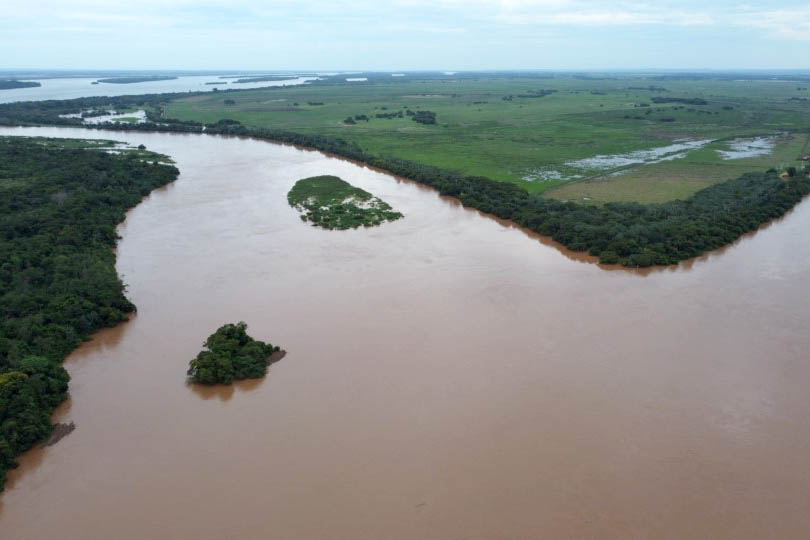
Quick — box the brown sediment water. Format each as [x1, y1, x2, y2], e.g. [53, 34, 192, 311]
[2, 126, 810, 539]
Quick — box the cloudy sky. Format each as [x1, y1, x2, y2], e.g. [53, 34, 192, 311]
[3, 0, 809, 70]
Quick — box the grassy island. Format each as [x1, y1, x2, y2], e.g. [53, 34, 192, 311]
[0, 80, 41, 90]
[96, 76, 177, 84]
[0, 136, 179, 491]
[187, 322, 282, 385]
[288, 175, 403, 229]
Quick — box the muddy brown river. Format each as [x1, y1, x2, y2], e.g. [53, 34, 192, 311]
[2, 126, 810, 539]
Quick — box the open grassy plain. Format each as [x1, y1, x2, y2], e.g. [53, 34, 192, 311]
[163, 73, 810, 202]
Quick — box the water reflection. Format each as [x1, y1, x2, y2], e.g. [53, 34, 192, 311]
[188, 377, 266, 402]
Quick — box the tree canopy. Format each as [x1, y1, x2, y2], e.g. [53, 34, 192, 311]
[187, 322, 281, 385]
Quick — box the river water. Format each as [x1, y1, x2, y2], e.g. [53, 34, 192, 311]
[0, 76, 315, 104]
[1, 126, 810, 539]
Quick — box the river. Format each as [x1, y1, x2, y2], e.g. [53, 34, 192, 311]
[1, 126, 810, 539]
[0, 75, 316, 104]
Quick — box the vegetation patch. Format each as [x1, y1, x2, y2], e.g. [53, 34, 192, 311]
[95, 76, 177, 84]
[650, 97, 708, 105]
[287, 175, 403, 229]
[0, 80, 41, 90]
[231, 75, 296, 84]
[411, 110, 437, 124]
[0, 136, 179, 491]
[187, 322, 283, 385]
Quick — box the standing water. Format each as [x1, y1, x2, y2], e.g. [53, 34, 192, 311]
[0, 76, 316, 104]
[1, 127, 809, 539]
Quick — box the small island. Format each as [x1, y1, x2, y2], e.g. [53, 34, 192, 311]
[187, 322, 284, 385]
[0, 80, 41, 90]
[232, 75, 296, 84]
[95, 76, 177, 84]
[288, 175, 403, 229]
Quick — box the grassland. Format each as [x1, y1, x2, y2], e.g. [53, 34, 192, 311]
[548, 133, 809, 203]
[287, 175, 403, 229]
[163, 73, 810, 202]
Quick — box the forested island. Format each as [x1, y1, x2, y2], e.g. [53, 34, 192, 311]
[0, 80, 41, 90]
[288, 175, 403, 229]
[95, 76, 177, 84]
[187, 322, 283, 385]
[0, 136, 179, 490]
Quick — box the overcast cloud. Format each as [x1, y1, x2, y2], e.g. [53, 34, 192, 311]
[3, 0, 808, 70]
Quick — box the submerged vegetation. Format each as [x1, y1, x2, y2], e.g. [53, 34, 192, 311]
[0, 80, 41, 90]
[187, 322, 282, 385]
[287, 175, 403, 229]
[0, 137, 179, 490]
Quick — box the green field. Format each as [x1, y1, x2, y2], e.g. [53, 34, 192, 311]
[163, 74, 810, 202]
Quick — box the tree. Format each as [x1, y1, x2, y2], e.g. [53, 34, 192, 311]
[187, 322, 281, 385]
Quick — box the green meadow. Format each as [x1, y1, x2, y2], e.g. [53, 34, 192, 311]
[163, 74, 810, 203]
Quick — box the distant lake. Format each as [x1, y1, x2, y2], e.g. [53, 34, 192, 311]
[0, 75, 316, 104]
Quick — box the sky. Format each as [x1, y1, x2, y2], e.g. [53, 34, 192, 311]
[3, 0, 809, 71]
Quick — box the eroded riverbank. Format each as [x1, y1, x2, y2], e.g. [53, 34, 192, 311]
[1, 127, 810, 539]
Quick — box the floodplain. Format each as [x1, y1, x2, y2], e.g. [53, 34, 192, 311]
[164, 72, 810, 202]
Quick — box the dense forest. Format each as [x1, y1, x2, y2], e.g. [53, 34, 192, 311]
[187, 322, 282, 385]
[0, 80, 41, 90]
[1, 95, 809, 266]
[0, 137, 179, 490]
